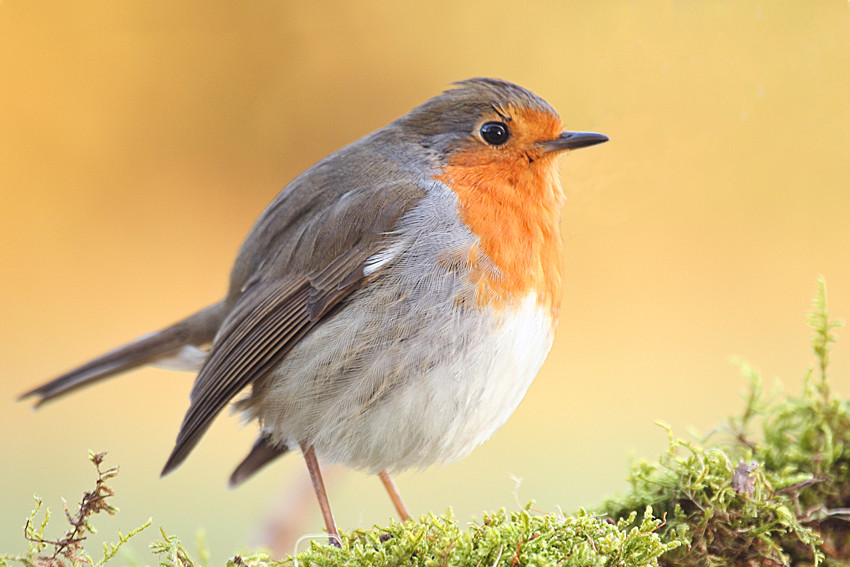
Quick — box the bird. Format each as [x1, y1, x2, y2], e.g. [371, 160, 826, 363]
[20, 78, 608, 545]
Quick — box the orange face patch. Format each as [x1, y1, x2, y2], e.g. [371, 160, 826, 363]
[435, 106, 567, 322]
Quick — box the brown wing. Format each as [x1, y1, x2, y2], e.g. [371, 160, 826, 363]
[158, 144, 427, 474]
[161, 244, 379, 475]
[158, 125, 427, 475]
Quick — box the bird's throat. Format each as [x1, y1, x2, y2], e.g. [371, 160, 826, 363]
[436, 158, 565, 322]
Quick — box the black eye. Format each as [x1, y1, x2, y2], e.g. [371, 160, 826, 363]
[480, 121, 510, 146]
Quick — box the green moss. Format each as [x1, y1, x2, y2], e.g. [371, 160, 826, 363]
[267, 506, 679, 567]
[4, 279, 848, 566]
[603, 278, 849, 565]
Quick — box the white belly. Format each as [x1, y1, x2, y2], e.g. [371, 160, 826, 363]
[359, 293, 555, 471]
[247, 291, 554, 473]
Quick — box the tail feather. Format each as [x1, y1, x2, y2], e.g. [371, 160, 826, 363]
[229, 433, 290, 488]
[19, 302, 226, 406]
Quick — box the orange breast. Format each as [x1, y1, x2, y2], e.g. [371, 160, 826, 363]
[436, 133, 566, 322]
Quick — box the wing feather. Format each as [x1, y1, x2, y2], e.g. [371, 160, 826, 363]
[158, 142, 427, 475]
[161, 245, 386, 475]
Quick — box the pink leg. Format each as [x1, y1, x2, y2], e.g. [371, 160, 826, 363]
[378, 470, 410, 522]
[301, 444, 341, 546]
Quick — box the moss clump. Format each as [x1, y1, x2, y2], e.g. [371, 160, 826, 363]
[3, 278, 848, 566]
[603, 278, 849, 566]
[275, 506, 680, 567]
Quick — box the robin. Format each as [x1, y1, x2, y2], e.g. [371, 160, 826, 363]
[21, 78, 608, 545]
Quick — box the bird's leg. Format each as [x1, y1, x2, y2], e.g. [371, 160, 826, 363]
[378, 470, 410, 522]
[300, 443, 341, 547]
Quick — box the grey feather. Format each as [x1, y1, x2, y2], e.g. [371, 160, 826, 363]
[19, 303, 224, 405]
[229, 433, 289, 488]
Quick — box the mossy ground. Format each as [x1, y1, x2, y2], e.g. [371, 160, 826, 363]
[4, 279, 848, 566]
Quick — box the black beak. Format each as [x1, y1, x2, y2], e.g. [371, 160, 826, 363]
[539, 131, 609, 153]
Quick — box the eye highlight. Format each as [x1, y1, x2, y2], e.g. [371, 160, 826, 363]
[479, 121, 510, 146]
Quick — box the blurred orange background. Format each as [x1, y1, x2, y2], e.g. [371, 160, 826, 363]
[2, 1, 849, 561]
